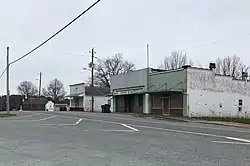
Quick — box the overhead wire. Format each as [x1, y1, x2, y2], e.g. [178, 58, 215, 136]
[9, 0, 100, 65]
[0, 0, 101, 79]
[0, 68, 6, 79]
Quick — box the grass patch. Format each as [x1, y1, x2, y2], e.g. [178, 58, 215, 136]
[194, 116, 250, 124]
[0, 113, 17, 118]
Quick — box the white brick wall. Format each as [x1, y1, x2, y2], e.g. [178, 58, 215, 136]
[84, 96, 111, 112]
[187, 68, 250, 117]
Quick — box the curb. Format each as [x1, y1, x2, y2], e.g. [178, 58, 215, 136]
[153, 116, 190, 123]
[194, 121, 250, 129]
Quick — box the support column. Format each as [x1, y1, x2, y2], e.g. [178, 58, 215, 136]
[110, 96, 116, 113]
[182, 93, 189, 117]
[143, 93, 151, 114]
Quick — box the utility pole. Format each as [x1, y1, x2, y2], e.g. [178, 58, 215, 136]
[54, 79, 57, 102]
[146, 44, 150, 91]
[6, 47, 10, 114]
[90, 48, 96, 112]
[38, 72, 42, 96]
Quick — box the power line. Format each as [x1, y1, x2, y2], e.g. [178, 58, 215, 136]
[0, 68, 6, 79]
[183, 32, 250, 52]
[9, 0, 101, 66]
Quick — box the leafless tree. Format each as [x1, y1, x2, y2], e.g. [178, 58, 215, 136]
[17, 81, 38, 97]
[159, 50, 193, 70]
[94, 53, 135, 87]
[216, 55, 249, 79]
[42, 78, 66, 102]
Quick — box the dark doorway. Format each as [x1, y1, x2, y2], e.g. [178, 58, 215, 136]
[124, 95, 134, 113]
[162, 97, 170, 115]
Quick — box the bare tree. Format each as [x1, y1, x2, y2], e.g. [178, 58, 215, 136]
[17, 81, 38, 97]
[42, 78, 66, 102]
[94, 53, 135, 87]
[216, 55, 249, 79]
[159, 50, 193, 70]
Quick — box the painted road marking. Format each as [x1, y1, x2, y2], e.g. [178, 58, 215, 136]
[121, 124, 139, 132]
[75, 118, 82, 125]
[102, 129, 134, 132]
[36, 115, 58, 121]
[43, 124, 76, 126]
[213, 141, 250, 145]
[226, 137, 250, 143]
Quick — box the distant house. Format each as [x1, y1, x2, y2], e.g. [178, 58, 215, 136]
[22, 96, 48, 111]
[67, 82, 110, 112]
[45, 101, 54, 111]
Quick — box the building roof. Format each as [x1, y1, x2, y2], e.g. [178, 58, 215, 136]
[23, 97, 48, 105]
[69, 82, 85, 87]
[85, 86, 110, 96]
[66, 92, 84, 97]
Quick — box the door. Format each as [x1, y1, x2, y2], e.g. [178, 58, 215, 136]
[162, 97, 170, 115]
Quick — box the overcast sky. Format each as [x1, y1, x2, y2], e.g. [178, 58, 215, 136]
[0, 0, 250, 94]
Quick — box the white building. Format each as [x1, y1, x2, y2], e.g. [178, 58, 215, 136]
[45, 101, 54, 112]
[110, 66, 250, 117]
[67, 82, 110, 112]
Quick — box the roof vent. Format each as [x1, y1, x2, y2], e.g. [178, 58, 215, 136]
[182, 65, 191, 69]
[209, 63, 216, 70]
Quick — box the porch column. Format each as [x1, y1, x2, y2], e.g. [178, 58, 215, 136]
[143, 93, 151, 114]
[69, 98, 72, 107]
[182, 93, 189, 117]
[110, 96, 116, 112]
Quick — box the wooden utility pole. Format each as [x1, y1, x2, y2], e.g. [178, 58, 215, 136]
[6, 47, 10, 114]
[90, 48, 96, 112]
[38, 72, 42, 96]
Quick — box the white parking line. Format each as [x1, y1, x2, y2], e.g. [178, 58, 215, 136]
[75, 118, 82, 125]
[121, 124, 139, 132]
[226, 137, 250, 143]
[213, 141, 250, 145]
[102, 129, 134, 132]
[35, 115, 58, 121]
[43, 124, 76, 126]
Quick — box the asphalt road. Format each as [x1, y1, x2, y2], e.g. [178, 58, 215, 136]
[0, 111, 249, 166]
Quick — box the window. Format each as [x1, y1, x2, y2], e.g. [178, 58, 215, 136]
[152, 95, 161, 108]
[117, 96, 124, 107]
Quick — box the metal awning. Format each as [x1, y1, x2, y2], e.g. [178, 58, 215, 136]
[66, 93, 84, 97]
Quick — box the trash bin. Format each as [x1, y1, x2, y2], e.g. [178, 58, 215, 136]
[101, 105, 105, 113]
[104, 104, 111, 113]
[101, 104, 111, 113]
